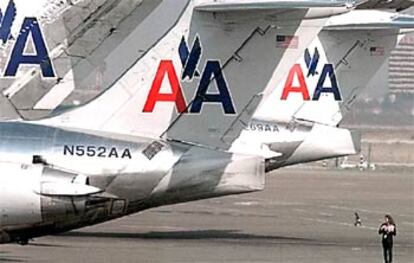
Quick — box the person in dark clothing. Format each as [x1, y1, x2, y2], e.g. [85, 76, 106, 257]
[354, 212, 362, 226]
[379, 214, 397, 263]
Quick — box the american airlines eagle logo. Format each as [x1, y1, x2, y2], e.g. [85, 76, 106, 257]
[0, 0, 55, 78]
[179, 35, 202, 80]
[304, 47, 320, 77]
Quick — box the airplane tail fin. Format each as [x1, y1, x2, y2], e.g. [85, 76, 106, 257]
[36, 1, 350, 149]
[231, 10, 414, 169]
[254, 10, 414, 127]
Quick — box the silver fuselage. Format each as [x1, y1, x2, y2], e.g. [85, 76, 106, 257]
[0, 122, 264, 243]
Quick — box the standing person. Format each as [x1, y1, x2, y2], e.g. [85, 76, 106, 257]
[378, 215, 397, 263]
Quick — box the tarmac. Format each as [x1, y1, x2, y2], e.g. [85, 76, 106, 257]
[1, 168, 413, 263]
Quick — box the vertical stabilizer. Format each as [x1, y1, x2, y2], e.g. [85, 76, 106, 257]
[36, 1, 350, 149]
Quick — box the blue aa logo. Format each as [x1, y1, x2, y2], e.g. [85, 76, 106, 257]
[0, 0, 55, 78]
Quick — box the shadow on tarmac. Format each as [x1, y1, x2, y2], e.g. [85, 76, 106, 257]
[0, 255, 27, 263]
[0, 259, 26, 263]
[27, 243, 68, 248]
[60, 229, 313, 242]
[59, 230, 384, 248]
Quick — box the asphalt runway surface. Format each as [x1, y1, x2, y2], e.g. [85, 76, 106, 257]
[1, 168, 413, 263]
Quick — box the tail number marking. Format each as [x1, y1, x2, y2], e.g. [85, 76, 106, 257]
[63, 145, 132, 159]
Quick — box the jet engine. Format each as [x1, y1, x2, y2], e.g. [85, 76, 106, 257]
[0, 162, 121, 244]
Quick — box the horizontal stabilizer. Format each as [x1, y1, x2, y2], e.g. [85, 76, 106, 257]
[195, 0, 353, 12]
[325, 10, 414, 30]
[37, 182, 103, 197]
[356, 0, 414, 11]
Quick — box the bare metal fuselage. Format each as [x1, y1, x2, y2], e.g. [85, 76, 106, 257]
[0, 122, 264, 244]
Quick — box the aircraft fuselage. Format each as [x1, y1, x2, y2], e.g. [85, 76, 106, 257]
[0, 122, 264, 244]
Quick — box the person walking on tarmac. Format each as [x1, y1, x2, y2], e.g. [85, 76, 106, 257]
[354, 212, 362, 227]
[379, 214, 397, 263]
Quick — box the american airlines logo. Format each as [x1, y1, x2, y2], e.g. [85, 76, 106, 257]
[143, 36, 236, 115]
[281, 47, 342, 101]
[0, 0, 55, 78]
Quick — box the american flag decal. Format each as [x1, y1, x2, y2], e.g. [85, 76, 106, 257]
[276, 35, 298, 49]
[370, 47, 385, 56]
[399, 36, 414, 45]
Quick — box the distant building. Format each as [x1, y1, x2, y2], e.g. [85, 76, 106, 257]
[390, 7, 414, 94]
[389, 35, 414, 94]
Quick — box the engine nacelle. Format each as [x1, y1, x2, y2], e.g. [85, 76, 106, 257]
[0, 163, 43, 229]
[0, 163, 123, 244]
